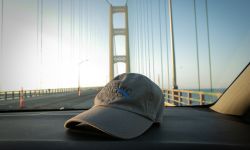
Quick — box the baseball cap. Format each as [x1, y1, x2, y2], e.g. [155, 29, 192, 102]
[64, 73, 165, 139]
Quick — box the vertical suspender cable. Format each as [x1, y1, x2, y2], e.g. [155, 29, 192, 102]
[57, 0, 60, 61]
[70, 0, 73, 84]
[130, 1, 136, 72]
[131, 2, 135, 72]
[60, 0, 63, 87]
[134, 2, 137, 72]
[142, 0, 146, 75]
[83, 0, 86, 59]
[135, 1, 140, 73]
[0, 1, 3, 93]
[150, 0, 155, 81]
[40, 0, 44, 89]
[0, 0, 3, 90]
[61, 0, 63, 65]
[72, 0, 75, 59]
[164, 0, 170, 89]
[143, 1, 148, 76]
[36, 0, 39, 89]
[134, 2, 138, 73]
[146, 0, 151, 78]
[193, 0, 201, 91]
[93, 1, 96, 63]
[70, 0, 73, 61]
[136, 0, 141, 73]
[86, 0, 89, 59]
[139, 0, 144, 75]
[0, 0, 3, 57]
[205, 0, 213, 92]
[139, 0, 143, 74]
[83, 0, 85, 58]
[142, 1, 146, 75]
[158, 0, 164, 89]
[89, 1, 92, 62]
[57, 0, 60, 88]
[79, 0, 82, 60]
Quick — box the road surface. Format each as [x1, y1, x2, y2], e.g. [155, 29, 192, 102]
[0, 89, 99, 111]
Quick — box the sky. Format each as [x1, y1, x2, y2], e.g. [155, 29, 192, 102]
[173, 0, 250, 89]
[0, 0, 249, 91]
[0, 0, 110, 90]
[128, 0, 250, 90]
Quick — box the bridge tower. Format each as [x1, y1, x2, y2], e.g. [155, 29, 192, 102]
[109, 5, 130, 81]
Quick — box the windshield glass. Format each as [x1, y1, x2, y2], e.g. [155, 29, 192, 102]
[0, 0, 249, 111]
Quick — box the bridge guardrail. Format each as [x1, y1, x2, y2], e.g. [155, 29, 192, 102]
[163, 89, 222, 106]
[1, 87, 219, 106]
[0, 88, 78, 101]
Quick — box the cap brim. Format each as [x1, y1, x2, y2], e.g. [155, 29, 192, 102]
[64, 106, 153, 139]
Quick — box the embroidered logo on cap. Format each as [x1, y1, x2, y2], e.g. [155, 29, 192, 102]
[116, 88, 130, 98]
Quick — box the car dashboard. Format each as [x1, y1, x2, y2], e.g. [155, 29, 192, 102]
[0, 107, 249, 150]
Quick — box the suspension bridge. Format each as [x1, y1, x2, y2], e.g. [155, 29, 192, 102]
[0, 0, 248, 109]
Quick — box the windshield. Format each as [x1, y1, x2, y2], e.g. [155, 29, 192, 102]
[0, 0, 249, 111]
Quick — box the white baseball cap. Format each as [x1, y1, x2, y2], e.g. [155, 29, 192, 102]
[64, 73, 164, 139]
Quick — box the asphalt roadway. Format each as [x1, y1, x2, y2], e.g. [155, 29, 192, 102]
[0, 89, 99, 111]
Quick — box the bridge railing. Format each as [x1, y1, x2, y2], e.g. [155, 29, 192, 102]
[163, 89, 222, 106]
[0, 88, 78, 101]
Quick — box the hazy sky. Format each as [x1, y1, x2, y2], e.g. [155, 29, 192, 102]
[0, 0, 110, 90]
[0, 0, 249, 91]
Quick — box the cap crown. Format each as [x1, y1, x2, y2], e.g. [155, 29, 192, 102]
[94, 73, 164, 122]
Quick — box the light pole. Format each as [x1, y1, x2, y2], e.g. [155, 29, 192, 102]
[78, 59, 88, 96]
[168, 0, 178, 90]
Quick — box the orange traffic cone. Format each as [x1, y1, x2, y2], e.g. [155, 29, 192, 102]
[78, 87, 81, 96]
[19, 87, 25, 108]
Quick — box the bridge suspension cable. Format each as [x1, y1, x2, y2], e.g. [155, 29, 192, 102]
[158, 0, 164, 89]
[146, 0, 151, 79]
[142, 1, 147, 76]
[104, 0, 112, 6]
[79, 0, 82, 60]
[135, 0, 140, 73]
[150, 0, 155, 81]
[36, 0, 40, 88]
[136, 0, 141, 73]
[139, 0, 144, 75]
[205, 0, 213, 92]
[70, 0, 74, 61]
[193, 0, 201, 91]
[133, 2, 138, 72]
[0, 0, 3, 58]
[91, 0, 96, 61]
[57, 0, 62, 88]
[38, 0, 44, 89]
[164, 0, 170, 89]
[86, 0, 89, 59]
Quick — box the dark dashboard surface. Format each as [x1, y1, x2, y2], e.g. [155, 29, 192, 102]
[0, 107, 249, 150]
